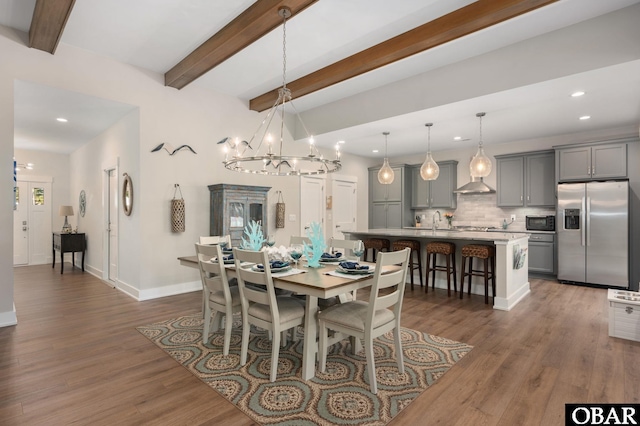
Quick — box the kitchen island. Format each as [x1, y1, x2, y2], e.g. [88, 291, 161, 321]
[343, 228, 530, 311]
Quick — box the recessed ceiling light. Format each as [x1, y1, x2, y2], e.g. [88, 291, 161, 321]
[453, 136, 462, 141]
[579, 115, 591, 120]
[571, 91, 585, 97]
[372, 149, 379, 153]
[56, 117, 68, 122]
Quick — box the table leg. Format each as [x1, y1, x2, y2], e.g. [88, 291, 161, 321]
[81, 249, 85, 271]
[72, 252, 75, 269]
[60, 251, 64, 274]
[301, 295, 319, 380]
[52, 246, 55, 269]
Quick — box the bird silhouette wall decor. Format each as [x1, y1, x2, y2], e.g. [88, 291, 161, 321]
[151, 143, 197, 155]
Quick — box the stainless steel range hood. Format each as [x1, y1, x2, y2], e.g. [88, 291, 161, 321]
[454, 177, 495, 194]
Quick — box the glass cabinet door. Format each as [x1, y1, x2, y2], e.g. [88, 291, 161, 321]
[229, 202, 244, 228]
[249, 203, 263, 226]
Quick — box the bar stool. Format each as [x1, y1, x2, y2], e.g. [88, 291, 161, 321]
[363, 238, 390, 262]
[460, 244, 496, 304]
[425, 242, 457, 296]
[392, 240, 423, 290]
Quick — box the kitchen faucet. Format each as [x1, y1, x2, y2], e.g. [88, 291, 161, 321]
[433, 210, 442, 229]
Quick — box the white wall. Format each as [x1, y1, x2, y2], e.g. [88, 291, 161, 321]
[0, 23, 374, 320]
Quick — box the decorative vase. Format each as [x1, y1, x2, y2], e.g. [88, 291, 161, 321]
[447, 218, 452, 228]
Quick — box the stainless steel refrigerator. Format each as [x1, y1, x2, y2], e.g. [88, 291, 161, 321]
[557, 180, 629, 288]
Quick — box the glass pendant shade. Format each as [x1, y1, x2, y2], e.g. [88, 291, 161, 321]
[378, 158, 395, 184]
[470, 146, 492, 177]
[420, 153, 439, 180]
[470, 112, 492, 178]
[420, 123, 439, 180]
[377, 131, 395, 184]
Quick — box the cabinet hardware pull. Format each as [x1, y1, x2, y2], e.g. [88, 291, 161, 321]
[626, 306, 634, 314]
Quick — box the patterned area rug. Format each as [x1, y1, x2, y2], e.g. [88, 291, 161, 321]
[137, 315, 472, 426]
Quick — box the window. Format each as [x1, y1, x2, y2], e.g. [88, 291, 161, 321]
[32, 187, 44, 205]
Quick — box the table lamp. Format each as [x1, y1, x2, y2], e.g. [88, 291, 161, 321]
[59, 205, 74, 233]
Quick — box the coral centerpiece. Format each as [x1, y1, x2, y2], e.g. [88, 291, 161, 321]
[303, 222, 326, 268]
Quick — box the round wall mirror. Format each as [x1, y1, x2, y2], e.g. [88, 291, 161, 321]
[122, 173, 133, 216]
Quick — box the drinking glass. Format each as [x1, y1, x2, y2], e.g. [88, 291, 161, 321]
[352, 240, 365, 260]
[266, 234, 276, 247]
[290, 244, 303, 268]
[218, 240, 228, 250]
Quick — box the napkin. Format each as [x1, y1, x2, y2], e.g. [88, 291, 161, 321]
[338, 261, 369, 270]
[321, 252, 343, 259]
[256, 260, 289, 270]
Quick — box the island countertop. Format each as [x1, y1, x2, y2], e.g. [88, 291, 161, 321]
[343, 228, 529, 243]
[343, 228, 531, 311]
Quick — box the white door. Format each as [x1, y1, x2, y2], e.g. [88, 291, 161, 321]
[300, 176, 325, 238]
[108, 169, 118, 283]
[332, 178, 357, 239]
[13, 180, 52, 266]
[29, 181, 52, 265]
[13, 181, 28, 265]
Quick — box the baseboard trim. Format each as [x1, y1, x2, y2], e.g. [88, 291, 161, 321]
[494, 281, 531, 311]
[0, 306, 18, 327]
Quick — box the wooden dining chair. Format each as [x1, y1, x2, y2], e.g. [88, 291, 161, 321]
[318, 247, 410, 394]
[233, 248, 305, 382]
[327, 238, 359, 258]
[195, 243, 242, 355]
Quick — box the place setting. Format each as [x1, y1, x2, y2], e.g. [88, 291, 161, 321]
[326, 260, 375, 279]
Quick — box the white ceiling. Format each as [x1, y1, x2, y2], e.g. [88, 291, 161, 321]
[3, 0, 640, 157]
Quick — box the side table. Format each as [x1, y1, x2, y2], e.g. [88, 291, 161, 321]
[52, 232, 86, 274]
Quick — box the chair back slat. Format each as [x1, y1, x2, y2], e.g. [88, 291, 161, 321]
[289, 236, 311, 245]
[199, 235, 231, 246]
[327, 238, 358, 257]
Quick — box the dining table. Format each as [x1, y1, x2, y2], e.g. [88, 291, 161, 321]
[178, 255, 386, 381]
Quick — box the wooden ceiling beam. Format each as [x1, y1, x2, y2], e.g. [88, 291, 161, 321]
[165, 0, 319, 90]
[29, 0, 76, 54]
[250, 0, 558, 112]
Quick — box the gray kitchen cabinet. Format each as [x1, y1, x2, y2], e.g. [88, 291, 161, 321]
[370, 166, 403, 202]
[556, 140, 628, 182]
[528, 232, 555, 275]
[209, 184, 270, 247]
[410, 161, 458, 209]
[496, 151, 554, 207]
[369, 165, 411, 228]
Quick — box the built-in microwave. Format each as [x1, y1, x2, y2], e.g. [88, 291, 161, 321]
[526, 215, 555, 231]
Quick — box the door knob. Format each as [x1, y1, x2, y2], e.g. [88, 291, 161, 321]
[22, 226, 28, 231]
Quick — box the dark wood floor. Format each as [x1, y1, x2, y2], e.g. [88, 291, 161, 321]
[2, 264, 639, 425]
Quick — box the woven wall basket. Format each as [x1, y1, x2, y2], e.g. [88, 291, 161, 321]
[171, 184, 185, 233]
[275, 191, 285, 229]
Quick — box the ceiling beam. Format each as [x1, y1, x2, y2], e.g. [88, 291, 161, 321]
[29, 0, 76, 54]
[250, 0, 558, 112]
[165, 0, 319, 90]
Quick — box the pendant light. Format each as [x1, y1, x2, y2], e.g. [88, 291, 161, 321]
[420, 123, 439, 180]
[377, 131, 395, 184]
[469, 112, 492, 178]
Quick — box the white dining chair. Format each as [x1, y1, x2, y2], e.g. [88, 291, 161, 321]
[199, 235, 231, 246]
[195, 243, 242, 355]
[233, 248, 305, 382]
[318, 247, 410, 394]
[327, 237, 359, 259]
[289, 235, 311, 245]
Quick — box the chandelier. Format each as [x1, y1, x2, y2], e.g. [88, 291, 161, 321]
[377, 132, 394, 184]
[469, 112, 492, 178]
[220, 7, 341, 176]
[420, 123, 439, 180]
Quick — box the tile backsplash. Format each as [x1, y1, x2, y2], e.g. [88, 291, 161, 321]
[412, 193, 555, 232]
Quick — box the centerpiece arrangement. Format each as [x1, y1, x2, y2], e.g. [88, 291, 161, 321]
[444, 212, 454, 228]
[302, 222, 326, 268]
[241, 220, 266, 251]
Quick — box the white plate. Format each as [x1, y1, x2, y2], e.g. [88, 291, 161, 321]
[336, 265, 374, 275]
[252, 264, 292, 273]
[319, 256, 346, 263]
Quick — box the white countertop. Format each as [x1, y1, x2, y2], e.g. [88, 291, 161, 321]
[344, 228, 529, 243]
